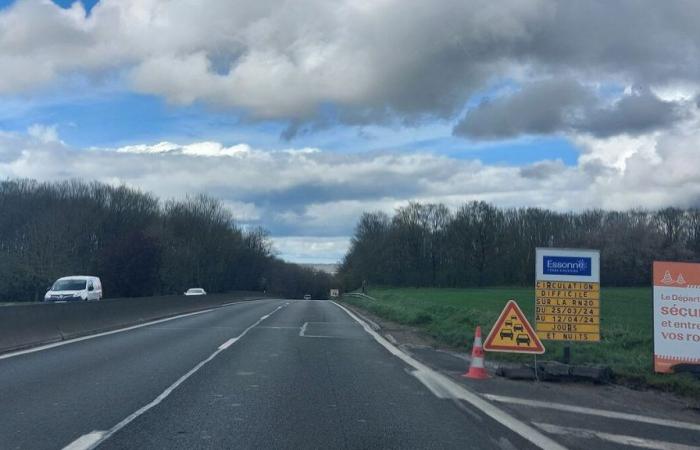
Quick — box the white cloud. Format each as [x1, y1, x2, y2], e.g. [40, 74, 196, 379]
[270, 236, 350, 264]
[116, 141, 252, 157]
[3, 114, 700, 260]
[3, 0, 700, 133]
[27, 123, 60, 144]
[574, 134, 659, 171]
[222, 200, 261, 222]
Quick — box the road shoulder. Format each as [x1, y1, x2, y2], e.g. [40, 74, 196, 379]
[340, 299, 700, 449]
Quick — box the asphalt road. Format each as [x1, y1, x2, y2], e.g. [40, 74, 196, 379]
[2, 298, 540, 449]
[3, 298, 698, 449]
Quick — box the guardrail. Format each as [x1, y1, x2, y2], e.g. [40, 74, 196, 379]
[0, 292, 267, 355]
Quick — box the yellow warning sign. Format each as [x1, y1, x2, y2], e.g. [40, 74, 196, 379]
[537, 289, 600, 299]
[536, 306, 599, 316]
[535, 248, 601, 342]
[535, 314, 599, 324]
[535, 285, 601, 341]
[536, 323, 599, 333]
[537, 331, 600, 342]
[536, 281, 598, 290]
[536, 285, 600, 339]
[484, 299, 545, 354]
[536, 298, 599, 307]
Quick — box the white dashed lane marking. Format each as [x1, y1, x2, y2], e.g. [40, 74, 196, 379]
[62, 302, 290, 450]
[484, 394, 700, 432]
[533, 422, 699, 450]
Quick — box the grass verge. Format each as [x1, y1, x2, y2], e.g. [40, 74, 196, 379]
[342, 287, 700, 398]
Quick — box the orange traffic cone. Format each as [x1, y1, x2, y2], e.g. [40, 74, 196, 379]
[463, 326, 489, 379]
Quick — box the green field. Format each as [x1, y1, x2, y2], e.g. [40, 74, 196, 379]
[342, 287, 700, 397]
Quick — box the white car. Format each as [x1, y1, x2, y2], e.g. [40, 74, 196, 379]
[45, 276, 103, 302]
[303, 294, 311, 300]
[184, 288, 207, 296]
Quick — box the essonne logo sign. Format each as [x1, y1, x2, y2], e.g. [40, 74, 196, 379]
[543, 256, 591, 277]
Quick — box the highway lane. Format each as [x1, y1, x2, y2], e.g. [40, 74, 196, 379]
[0, 299, 287, 450]
[1, 298, 543, 449]
[99, 299, 536, 449]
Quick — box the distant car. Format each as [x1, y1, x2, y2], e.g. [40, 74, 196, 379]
[184, 288, 207, 296]
[516, 334, 531, 346]
[303, 294, 311, 300]
[45, 276, 102, 302]
[499, 329, 513, 339]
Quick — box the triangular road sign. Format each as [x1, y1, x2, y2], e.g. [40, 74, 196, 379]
[484, 299, 545, 354]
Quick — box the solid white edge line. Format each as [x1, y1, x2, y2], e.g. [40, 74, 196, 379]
[218, 338, 237, 350]
[485, 394, 700, 432]
[61, 431, 105, 450]
[533, 422, 698, 450]
[410, 369, 451, 399]
[330, 301, 566, 450]
[0, 298, 273, 361]
[62, 302, 288, 450]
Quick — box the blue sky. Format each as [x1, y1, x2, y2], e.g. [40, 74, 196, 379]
[1, 1, 699, 262]
[0, 1, 581, 165]
[0, 66, 580, 166]
[0, 0, 100, 12]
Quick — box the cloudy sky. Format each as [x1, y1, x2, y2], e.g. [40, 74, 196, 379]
[2, 0, 700, 263]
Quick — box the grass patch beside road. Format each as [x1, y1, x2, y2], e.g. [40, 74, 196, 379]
[342, 287, 700, 398]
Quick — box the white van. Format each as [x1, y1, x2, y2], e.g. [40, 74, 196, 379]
[45, 276, 103, 302]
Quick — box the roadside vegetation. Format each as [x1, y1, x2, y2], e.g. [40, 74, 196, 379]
[342, 287, 700, 398]
[338, 201, 700, 289]
[0, 179, 333, 301]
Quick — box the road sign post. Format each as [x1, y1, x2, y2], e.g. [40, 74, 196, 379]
[535, 248, 601, 343]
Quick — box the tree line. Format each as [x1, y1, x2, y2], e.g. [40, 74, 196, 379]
[0, 179, 333, 301]
[338, 201, 700, 289]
